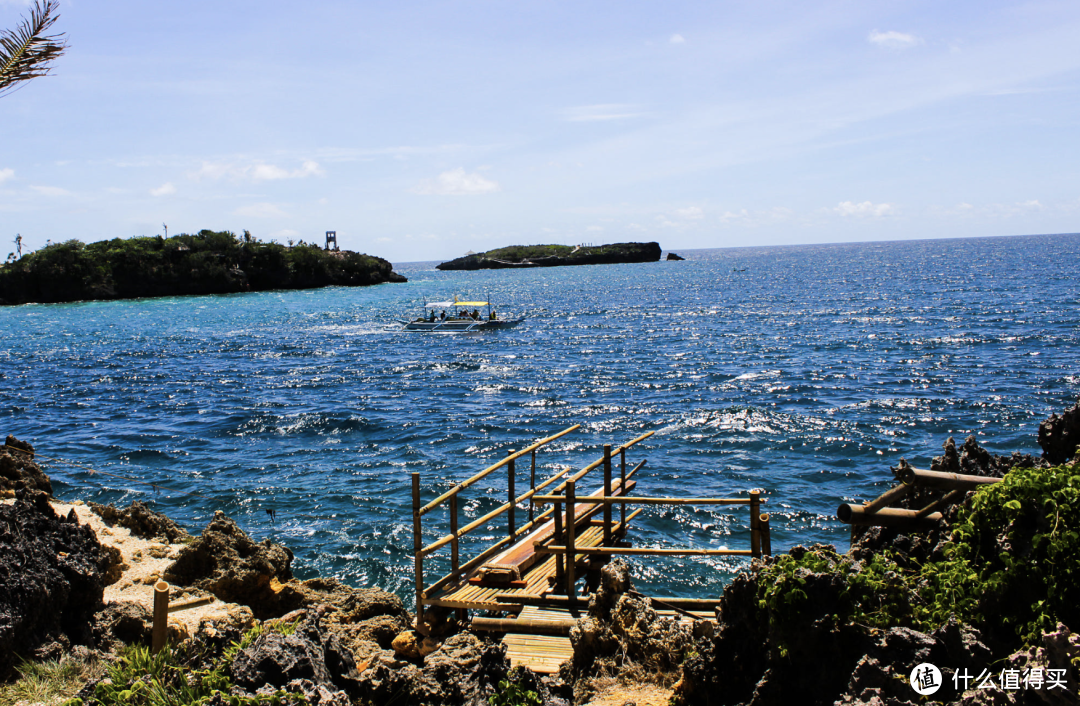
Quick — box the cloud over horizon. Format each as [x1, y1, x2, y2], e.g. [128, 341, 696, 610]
[192, 160, 325, 182]
[868, 30, 921, 49]
[414, 168, 500, 195]
[834, 201, 894, 217]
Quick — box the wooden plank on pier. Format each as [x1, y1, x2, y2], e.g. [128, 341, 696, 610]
[477, 478, 636, 582]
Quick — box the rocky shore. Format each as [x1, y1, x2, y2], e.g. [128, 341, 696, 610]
[0, 230, 406, 306]
[2, 404, 1080, 705]
[436, 242, 662, 271]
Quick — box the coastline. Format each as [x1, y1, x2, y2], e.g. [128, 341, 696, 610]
[2, 405, 1079, 705]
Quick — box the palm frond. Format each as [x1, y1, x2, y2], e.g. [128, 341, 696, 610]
[0, 0, 68, 98]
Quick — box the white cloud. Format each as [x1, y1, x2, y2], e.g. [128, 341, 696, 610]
[235, 202, 289, 218]
[1019, 199, 1042, 208]
[151, 182, 176, 196]
[670, 34, 685, 44]
[833, 200, 894, 217]
[674, 206, 704, 220]
[30, 185, 70, 197]
[868, 30, 921, 50]
[0, 168, 13, 183]
[192, 159, 324, 182]
[414, 168, 500, 196]
[562, 104, 644, 122]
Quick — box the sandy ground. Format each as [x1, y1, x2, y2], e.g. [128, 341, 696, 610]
[5, 497, 241, 639]
[583, 683, 674, 706]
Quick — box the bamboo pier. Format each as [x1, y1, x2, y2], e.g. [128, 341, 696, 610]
[410, 426, 770, 673]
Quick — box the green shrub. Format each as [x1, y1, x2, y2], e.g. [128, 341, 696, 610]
[757, 464, 1080, 653]
[488, 667, 541, 706]
[79, 617, 306, 706]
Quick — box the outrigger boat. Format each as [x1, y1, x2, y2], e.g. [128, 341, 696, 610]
[400, 297, 525, 332]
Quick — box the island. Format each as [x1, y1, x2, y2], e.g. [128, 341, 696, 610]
[0, 229, 407, 305]
[435, 241, 662, 270]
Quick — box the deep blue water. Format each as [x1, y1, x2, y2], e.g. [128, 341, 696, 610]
[2, 233, 1078, 600]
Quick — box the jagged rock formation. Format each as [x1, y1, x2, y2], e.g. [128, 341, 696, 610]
[666, 252, 685, 260]
[89, 500, 191, 543]
[1039, 401, 1080, 464]
[164, 511, 294, 618]
[0, 435, 52, 496]
[230, 610, 359, 702]
[672, 547, 995, 706]
[563, 560, 695, 704]
[437, 242, 662, 270]
[0, 489, 113, 675]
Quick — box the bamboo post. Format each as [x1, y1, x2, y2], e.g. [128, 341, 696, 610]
[619, 448, 626, 529]
[152, 580, 169, 653]
[749, 490, 761, 559]
[759, 513, 772, 557]
[603, 444, 612, 545]
[530, 450, 536, 522]
[898, 467, 1002, 491]
[412, 473, 426, 634]
[837, 504, 943, 529]
[554, 492, 565, 591]
[449, 494, 459, 580]
[507, 450, 516, 540]
[566, 480, 576, 602]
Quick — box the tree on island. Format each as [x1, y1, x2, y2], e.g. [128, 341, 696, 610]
[0, 0, 67, 98]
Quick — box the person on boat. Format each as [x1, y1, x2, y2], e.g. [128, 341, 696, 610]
[472, 309, 480, 320]
[428, 310, 436, 323]
[489, 309, 496, 320]
[440, 310, 446, 320]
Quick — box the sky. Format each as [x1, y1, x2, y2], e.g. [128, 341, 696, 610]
[2, 0, 1079, 263]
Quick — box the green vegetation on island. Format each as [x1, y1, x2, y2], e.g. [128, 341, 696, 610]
[436, 241, 662, 270]
[0, 230, 406, 305]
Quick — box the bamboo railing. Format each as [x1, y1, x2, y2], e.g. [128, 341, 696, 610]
[410, 427, 654, 633]
[531, 486, 770, 601]
[837, 464, 1002, 533]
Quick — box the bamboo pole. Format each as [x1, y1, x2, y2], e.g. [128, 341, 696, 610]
[603, 444, 612, 546]
[493, 593, 723, 609]
[422, 508, 556, 597]
[530, 450, 536, 523]
[863, 483, 912, 513]
[418, 425, 580, 516]
[554, 492, 564, 590]
[899, 467, 1002, 491]
[450, 494, 459, 581]
[412, 473, 426, 634]
[759, 513, 772, 557]
[916, 488, 967, 518]
[536, 546, 754, 556]
[470, 617, 575, 636]
[152, 581, 169, 653]
[749, 490, 761, 559]
[168, 596, 214, 613]
[532, 495, 755, 505]
[619, 448, 626, 529]
[836, 504, 943, 529]
[566, 480, 576, 601]
[560, 430, 655, 489]
[421, 461, 580, 556]
[507, 450, 516, 540]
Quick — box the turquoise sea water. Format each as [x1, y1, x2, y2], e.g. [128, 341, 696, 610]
[2, 233, 1078, 600]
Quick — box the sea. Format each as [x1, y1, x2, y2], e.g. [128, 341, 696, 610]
[2, 233, 1078, 601]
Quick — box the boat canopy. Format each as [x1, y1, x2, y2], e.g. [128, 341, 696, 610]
[424, 299, 489, 307]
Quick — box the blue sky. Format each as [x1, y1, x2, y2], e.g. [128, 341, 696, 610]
[2, 0, 1078, 263]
